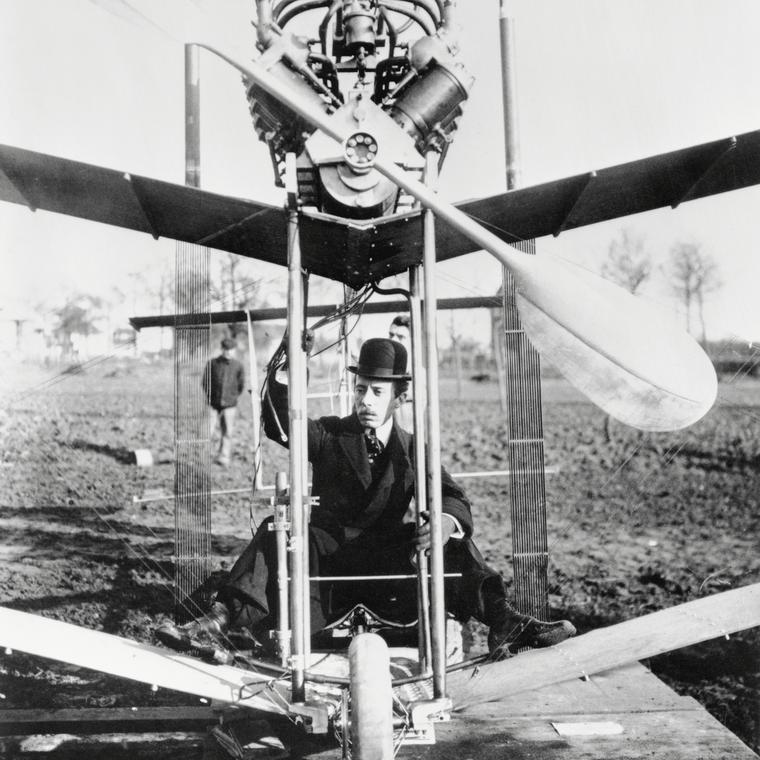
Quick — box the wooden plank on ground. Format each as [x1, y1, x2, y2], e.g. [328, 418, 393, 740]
[0, 706, 219, 736]
[403, 663, 758, 760]
[0, 731, 208, 760]
[464, 662, 691, 717]
[414, 708, 758, 760]
[448, 583, 760, 709]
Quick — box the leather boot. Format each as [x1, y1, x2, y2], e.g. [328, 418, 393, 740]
[155, 601, 230, 654]
[486, 600, 576, 656]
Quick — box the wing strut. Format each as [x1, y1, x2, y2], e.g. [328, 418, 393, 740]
[671, 135, 737, 209]
[553, 171, 597, 237]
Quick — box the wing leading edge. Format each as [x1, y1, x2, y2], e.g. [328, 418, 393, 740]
[2, 129, 760, 286]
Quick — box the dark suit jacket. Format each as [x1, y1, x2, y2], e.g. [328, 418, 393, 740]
[263, 377, 473, 544]
[202, 355, 245, 410]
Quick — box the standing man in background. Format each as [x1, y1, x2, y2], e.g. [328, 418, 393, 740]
[203, 337, 245, 467]
[388, 315, 414, 431]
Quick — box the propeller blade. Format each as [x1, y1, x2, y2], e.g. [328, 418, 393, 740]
[513, 257, 717, 431]
[92, 1, 717, 430]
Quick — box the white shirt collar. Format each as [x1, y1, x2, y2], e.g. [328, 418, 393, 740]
[367, 416, 393, 447]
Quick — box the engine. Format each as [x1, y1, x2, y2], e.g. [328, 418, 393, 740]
[245, 0, 473, 219]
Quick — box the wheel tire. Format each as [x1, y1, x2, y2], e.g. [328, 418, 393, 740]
[348, 633, 394, 760]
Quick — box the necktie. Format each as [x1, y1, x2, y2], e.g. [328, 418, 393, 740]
[365, 429, 384, 465]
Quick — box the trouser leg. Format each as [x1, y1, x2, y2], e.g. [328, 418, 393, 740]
[320, 530, 504, 625]
[219, 519, 339, 636]
[218, 407, 236, 463]
[207, 407, 218, 441]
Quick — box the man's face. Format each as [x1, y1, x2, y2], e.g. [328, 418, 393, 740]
[353, 375, 399, 429]
[388, 324, 410, 349]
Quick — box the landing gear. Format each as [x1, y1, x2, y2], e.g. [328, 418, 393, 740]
[347, 633, 394, 760]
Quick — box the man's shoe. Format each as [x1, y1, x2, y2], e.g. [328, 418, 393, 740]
[487, 603, 576, 656]
[155, 601, 230, 655]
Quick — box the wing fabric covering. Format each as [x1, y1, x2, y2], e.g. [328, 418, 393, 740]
[0, 144, 288, 266]
[446, 583, 760, 711]
[0, 606, 287, 712]
[512, 255, 718, 431]
[436, 129, 760, 260]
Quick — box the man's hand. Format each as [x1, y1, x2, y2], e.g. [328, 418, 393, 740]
[413, 512, 456, 552]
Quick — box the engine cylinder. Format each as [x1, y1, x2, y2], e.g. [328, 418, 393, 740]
[342, 0, 377, 53]
[390, 61, 472, 147]
[246, 59, 326, 159]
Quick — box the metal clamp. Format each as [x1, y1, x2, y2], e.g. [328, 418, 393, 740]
[289, 700, 332, 735]
[410, 697, 453, 729]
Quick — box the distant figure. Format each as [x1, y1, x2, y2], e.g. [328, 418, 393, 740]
[388, 315, 414, 431]
[203, 337, 245, 467]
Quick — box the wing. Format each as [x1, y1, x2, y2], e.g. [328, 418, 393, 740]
[0, 144, 288, 268]
[3, 130, 760, 287]
[434, 130, 760, 261]
[446, 583, 760, 711]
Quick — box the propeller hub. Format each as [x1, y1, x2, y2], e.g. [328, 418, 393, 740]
[343, 131, 378, 174]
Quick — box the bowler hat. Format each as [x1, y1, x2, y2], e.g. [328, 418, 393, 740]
[348, 338, 411, 380]
[221, 338, 236, 350]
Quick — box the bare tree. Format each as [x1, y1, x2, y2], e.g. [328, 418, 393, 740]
[666, 242, 721, 344]
[53, 294, 104, 361]
[209, 253, 268, 338]
[601, 228, 652, 294]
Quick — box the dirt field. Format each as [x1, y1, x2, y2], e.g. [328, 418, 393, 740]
[0, 357, 758, 752]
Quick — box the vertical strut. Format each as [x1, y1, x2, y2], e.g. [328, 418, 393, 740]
[338, 286, 354, 418]
[286, 154, 309, 700]
[245, 309, 264, 492]
[409, 266, 432, 671]
[499, 1, 549, 620]
[274, 470, 291, 667]
[422, 149, 446, 699]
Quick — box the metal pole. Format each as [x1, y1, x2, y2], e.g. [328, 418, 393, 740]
[338, 286, 353, 418]
[409, 266, 432, 672]
[285, 153, 308, 700]
[245, 310, 264, 491]
[184, 44, 201, 189]
[422, 149, 446, 699]
[274, 471, 291, 667]
[499, 0, 520, 192]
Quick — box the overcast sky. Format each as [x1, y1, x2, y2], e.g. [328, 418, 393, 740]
[2, 0, 760, 345]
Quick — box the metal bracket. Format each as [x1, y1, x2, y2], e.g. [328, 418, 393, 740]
[410, 698, 453, 730]
[268, 500, 291, 532]
[397, 699, 453, 746]
[289, 700, 332, 734]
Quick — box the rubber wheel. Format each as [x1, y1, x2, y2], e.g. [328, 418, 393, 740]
[348, 633, 394, 760]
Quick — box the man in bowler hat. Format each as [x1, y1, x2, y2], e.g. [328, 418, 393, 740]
[159, 338, 574, 657]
